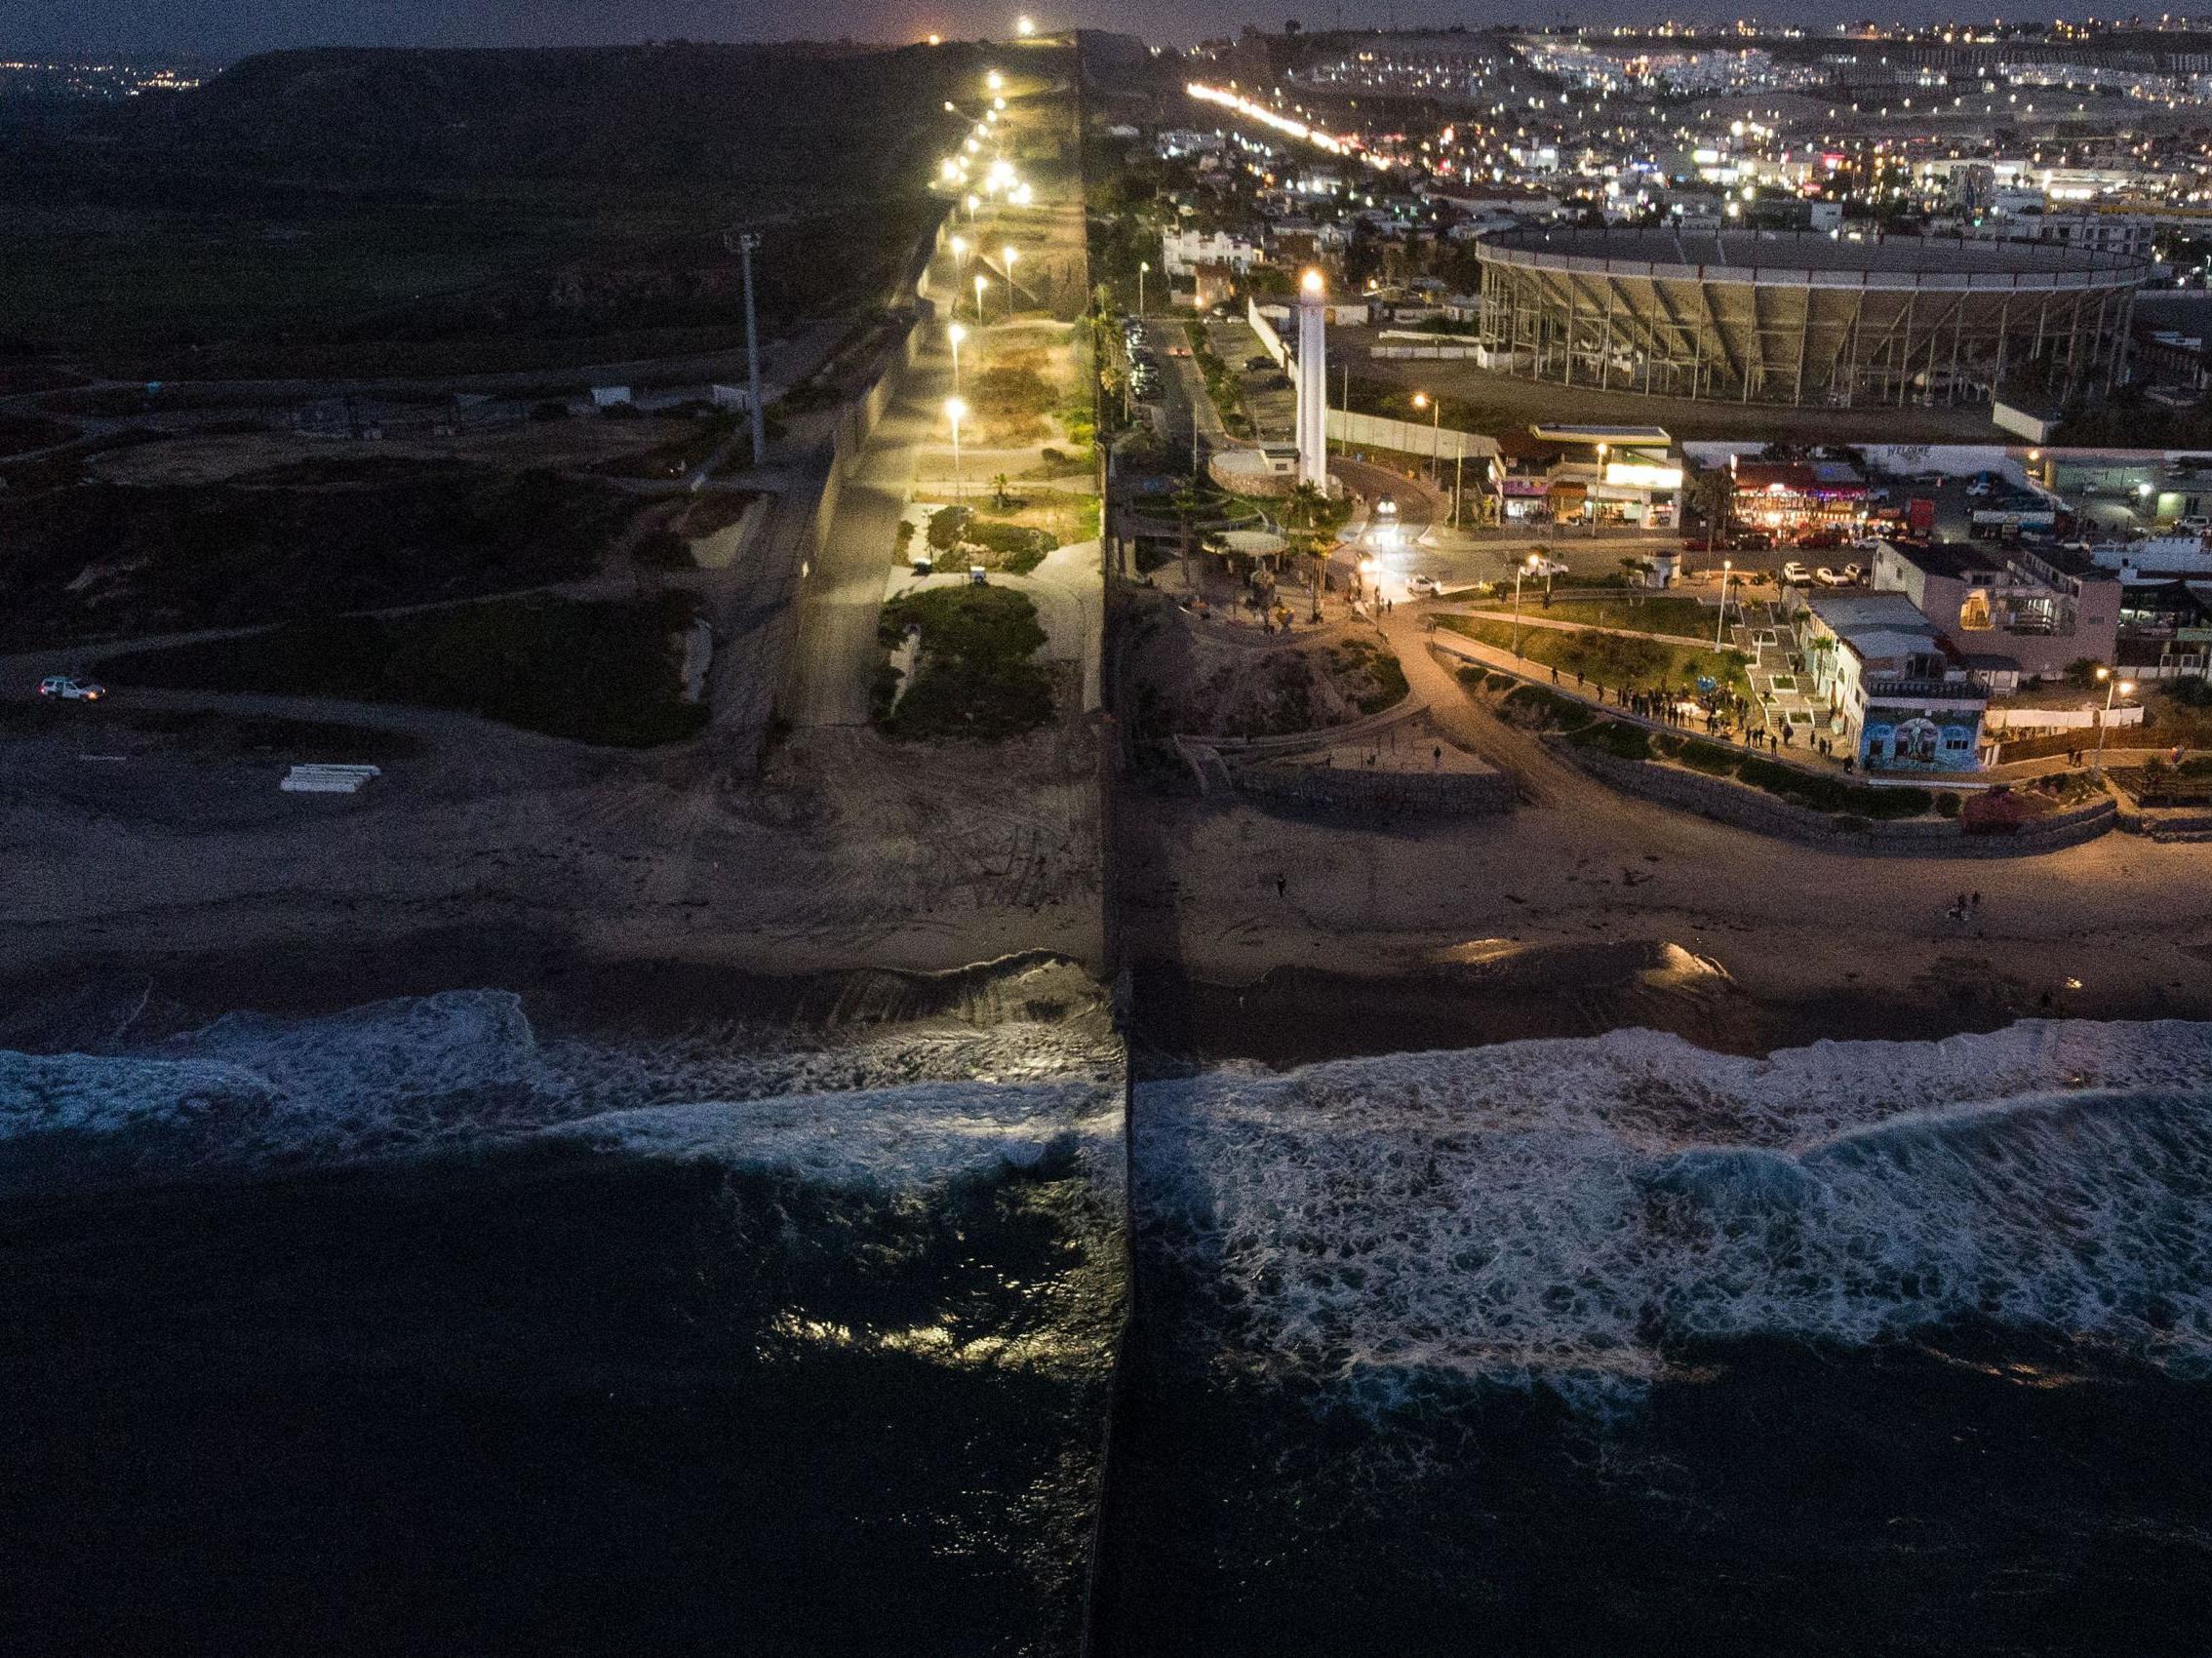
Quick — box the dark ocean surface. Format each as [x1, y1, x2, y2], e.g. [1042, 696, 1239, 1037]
[0, 974, 1124, 1656]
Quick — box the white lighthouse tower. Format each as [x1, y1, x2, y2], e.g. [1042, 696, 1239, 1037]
[1294, 267, 1328, 490]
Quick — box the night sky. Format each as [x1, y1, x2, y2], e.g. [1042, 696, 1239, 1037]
[4, 0, 2003, 59]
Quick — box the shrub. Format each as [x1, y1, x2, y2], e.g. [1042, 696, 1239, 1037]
[1677, 739, 1739, 775]
[1501, 683, 1592, 731]
[875, 585, 1052, 741]
[1571, 718, 1650, 761]
[927, 504, 970, 552]
[1936, 791, 1961, 818]
[1456, 665, 1486, 690]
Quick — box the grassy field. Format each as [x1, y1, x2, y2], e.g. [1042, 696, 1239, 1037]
[98, 593, 707, 747]
[1442, 615, 1752, 699]
[1459, 591, 1717, 641]
[876, 586, 1053, 741]
[0, 459, 638, 647]
[0, 41, 1041, 377]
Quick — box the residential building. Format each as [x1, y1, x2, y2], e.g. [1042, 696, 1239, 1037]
[1870, 540, 2120, 687]
[1161, 227, 1263, 278]
[1797, 592, 1990, 771]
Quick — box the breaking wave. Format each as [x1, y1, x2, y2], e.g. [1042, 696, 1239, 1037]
[1134, 1022, 2212, 1411]
[0, 984, 1124, 1197]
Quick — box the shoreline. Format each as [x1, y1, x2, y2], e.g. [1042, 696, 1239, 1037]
[6, 906, 2203, 1074]
[0, 924, 1113, 1052]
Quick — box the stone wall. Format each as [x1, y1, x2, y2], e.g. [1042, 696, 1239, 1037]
[1557, 740, 2116, 856]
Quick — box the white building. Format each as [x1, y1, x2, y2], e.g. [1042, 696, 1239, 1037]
[1950, 211, 2156, 260]
[1161, 227, 1263, 278]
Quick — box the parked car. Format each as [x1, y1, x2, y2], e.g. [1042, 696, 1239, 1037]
[1780, 560, 1811, 584]
[1526, 554, 1569, 578]
[2179, 515, 2211, 534]
[1840, 562, 1862, 582]
[37, 675, 104, 701]
[1966, 476, 1997, 497]
[1726, 531, 1776, 551]
[1813, 567, 1848, 586]
[1406, 573, 1444, 597]
[1850, 536, 1886, 552]
[1372, 493, 1399, 520]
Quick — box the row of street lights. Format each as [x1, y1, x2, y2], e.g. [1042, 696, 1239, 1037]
[937, 64, 1041, 502]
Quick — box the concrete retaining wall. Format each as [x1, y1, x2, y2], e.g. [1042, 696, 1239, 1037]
[1558, 739, 2116, 855]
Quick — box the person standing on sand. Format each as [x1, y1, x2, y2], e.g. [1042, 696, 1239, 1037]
[1275, 873, 1287, 899]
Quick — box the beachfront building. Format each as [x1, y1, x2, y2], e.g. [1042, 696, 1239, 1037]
[1870, 540, 2120, 690]
[1797, 592, 1989, 772]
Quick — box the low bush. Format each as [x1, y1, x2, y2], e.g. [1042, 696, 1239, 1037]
[1328, 637, 1408, 714]
[875, 585, 1052, 741]
[1676, 739, 1739, 776]
[1936, 791, 1962, 818]
[1570, 718, 1650, 761]
[927, 504, 970, 552]
[1501, 683, 1593, 731]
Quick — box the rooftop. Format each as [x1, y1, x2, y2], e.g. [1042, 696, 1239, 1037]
[1806, 591, 1946, 657]
[1481, 225, 2149, 284]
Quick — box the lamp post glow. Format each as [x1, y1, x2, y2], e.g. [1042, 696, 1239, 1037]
[1715, 558, 1733, 650]
[2094, 666, 2135, 776]
[946, 396, 968, 501]
[1016, 14, 1037, 36]
[974, 273, 989, 323]
[1412, 391, 1438, 485]
[986, 70, 1005, 92]
[948, 321, 967, 399]
[1594, 441, 1608, 536]
[1138, 259, 1149, 317]
[1002, 246, 1019, 319]
[965, 193, 979, 224]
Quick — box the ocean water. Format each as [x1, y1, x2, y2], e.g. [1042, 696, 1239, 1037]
[0, 978, 1126, 1657]
[1102, 1020, 2212, 1657]
[14, 985, 2212, 1656]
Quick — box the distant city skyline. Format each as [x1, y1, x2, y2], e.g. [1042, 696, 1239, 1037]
[0, 0, 2111, 61]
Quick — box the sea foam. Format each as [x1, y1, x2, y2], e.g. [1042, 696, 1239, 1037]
[0, 988, 1123, 1196]
[1135, 1023, 2212, 1409]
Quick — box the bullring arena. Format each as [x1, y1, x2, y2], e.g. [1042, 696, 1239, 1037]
[1474, 226, 2147, 409]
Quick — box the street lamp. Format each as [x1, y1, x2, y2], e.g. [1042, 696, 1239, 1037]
[1595, 441, 1608, 536]
[1017, 14, 1037, 36]
[1514, 552, 1540, 657]
[974, 272, 989, 323]
[986, 70, 1005, 92]
[948, 321, 967, 399]
[1138, 259, 1149, 318]
[1715, 558, 1733, 650]
[2093, 666, 2136, 775]
[1411, 391, 1439, 485]
[965, 193, 980, 224]
[1003, 246, 1018, 319]
[946, 396, 968, 501]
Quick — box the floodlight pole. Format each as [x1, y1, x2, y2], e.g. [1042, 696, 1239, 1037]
[730, 229, 768, 467]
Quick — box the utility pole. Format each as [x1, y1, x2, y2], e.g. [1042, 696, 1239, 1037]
[727, 228, 768, 467]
